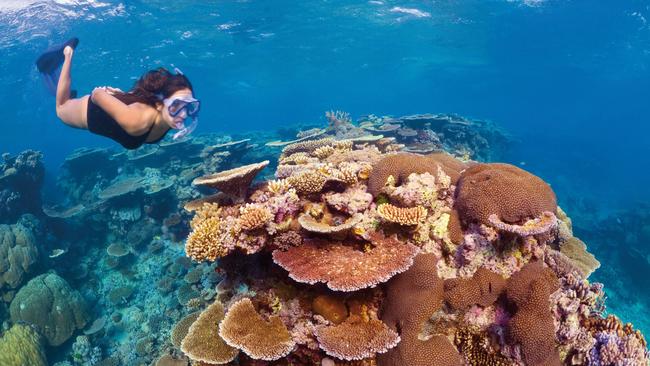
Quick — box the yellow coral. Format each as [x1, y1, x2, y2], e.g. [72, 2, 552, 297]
[377, 203, 427, 226]
[185, 217, 228, 262]
[267, 179, 290, 195]
[287, 171, 328, 194]
[431, 213, 450, 240]
[238, 204, 271, 231]
[190, 202, 221, 230]
[0, 324, 47, 366]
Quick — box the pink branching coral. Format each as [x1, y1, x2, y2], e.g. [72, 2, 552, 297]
[272, 234, 419, 291]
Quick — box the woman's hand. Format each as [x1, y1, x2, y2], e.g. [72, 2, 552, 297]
[91, 86, 123, 101]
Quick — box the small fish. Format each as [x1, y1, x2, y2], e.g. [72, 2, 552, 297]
[49, 248, 67, 258]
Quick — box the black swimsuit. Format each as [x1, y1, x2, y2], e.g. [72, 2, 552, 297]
[87, 98, 167, 150]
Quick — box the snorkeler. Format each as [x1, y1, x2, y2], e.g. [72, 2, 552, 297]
[35, 38, 200, 149]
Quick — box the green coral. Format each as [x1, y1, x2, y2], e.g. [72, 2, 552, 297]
[0, 324, 47, 366]
[9, 272, 89, 346]
[0, 222, 39, 290]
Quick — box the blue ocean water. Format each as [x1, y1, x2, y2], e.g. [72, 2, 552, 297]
[1, 0, 649, 363]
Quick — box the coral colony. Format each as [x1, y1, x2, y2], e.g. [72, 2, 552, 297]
[0, 112, 647, 366]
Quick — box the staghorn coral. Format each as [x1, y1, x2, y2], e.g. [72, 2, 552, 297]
[219, 298, 295, 361]
[272, 234, 419, 292]
[315, 316, 400, 361]
[455, 163, 557, 226]
[180, 300, 238, 364]
[443, 267, 506, 311]
[376, 203, 427, 226]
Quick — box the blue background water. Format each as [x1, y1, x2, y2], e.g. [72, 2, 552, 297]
[1, 0, 649, 332]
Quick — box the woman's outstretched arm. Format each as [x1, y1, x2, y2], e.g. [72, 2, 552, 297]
[91, 88, 155, 135]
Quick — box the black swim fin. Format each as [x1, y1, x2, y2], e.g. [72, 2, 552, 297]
[36, 38, 79, 97]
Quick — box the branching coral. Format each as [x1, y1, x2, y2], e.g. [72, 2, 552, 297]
[272, 234, 419, 292]
[180, 301, 238, 364]
[238, 203, 271, 231]
[185, 217, 228, 262]
[219, 298, 295, 361]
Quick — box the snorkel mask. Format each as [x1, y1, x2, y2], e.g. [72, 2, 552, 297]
[161, 67, 200, 140]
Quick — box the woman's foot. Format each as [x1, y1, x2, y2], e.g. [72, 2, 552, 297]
[63, 45, 73, 58]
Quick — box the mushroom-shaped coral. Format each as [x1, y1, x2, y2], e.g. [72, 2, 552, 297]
[377, 203, 427, 226]
[272, 234, 419, 292]
[180, 300, 238, 364]
[558, 236, 600, 278]
[443, 267, 506, 311]
[193, 161, 269, 203]
[454, 163, 557, 226]
[315, 317, 400, 361]
[218, 298, 295, 361]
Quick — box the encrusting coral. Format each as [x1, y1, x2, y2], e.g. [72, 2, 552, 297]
[176, 134, 649, 365]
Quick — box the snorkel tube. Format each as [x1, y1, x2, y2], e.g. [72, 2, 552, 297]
[172, 116, 198, 140]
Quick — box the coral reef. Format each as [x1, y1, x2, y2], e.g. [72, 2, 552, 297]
[0, 218, 39, 291]
[0, 150, 45, 223]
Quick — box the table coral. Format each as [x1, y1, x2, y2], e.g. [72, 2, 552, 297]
[272, 234, 419, 292]
[180, 300, 238, 364]
[315, 317, 400, 361]
[219, 298, 295, 361]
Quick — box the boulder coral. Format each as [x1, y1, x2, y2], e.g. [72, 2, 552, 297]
[455, 163, 557, 226]
[0, 221, 39, 290]
[9, 272, 89, 346]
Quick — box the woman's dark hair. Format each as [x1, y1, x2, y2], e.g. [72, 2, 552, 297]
[116, 67, 193, 106]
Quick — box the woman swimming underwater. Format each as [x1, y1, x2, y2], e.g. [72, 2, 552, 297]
[36, 38, 200, 149]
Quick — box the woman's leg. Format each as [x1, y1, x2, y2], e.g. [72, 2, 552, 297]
[55, 46, 88, 129]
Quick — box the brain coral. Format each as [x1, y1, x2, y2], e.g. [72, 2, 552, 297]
[9, 273, 89, 346]
[443, 267, 506, 311]
[368, 153, 444, 197]
[379, 253, 462, 366]
[0, 221, 39, 290]
[505, 261, 561, 366]
[454, 163, 557, 225]
[0, 324, 47, 366]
